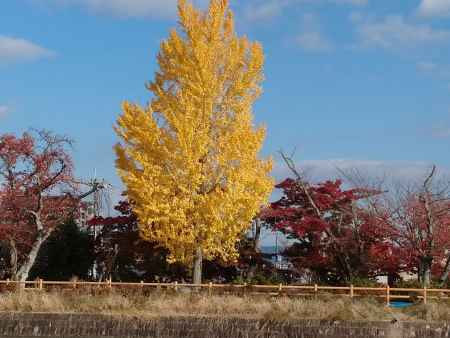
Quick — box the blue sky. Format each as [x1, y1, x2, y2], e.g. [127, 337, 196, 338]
[2, 0, 450, 198]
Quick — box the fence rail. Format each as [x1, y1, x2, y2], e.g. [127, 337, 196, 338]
[0, 279, 448, 305]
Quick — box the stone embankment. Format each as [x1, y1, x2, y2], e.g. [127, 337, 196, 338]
[0, 313, 448, 337]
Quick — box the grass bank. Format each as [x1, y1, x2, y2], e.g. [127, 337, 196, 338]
[0, 291, 448, 322]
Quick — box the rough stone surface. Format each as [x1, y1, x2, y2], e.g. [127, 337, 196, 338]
[0, 313, 447, 337]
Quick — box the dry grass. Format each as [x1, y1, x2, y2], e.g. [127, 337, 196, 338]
[401, 301, 450, 321]
[0, 290, 401, 321]
[2, 290, 450, 321]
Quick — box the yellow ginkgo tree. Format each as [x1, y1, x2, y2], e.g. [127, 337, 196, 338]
[114, 0, 273, 284]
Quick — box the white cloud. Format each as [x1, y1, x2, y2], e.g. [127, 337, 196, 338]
[33, 0, 208, 19]
[417, 61, 438, 73]
[354, 15, 450, 50]
[81, 0, 177, 18]
[34, 0, 368, 20]
[349, 11, 364, 23]
[272, 159, 448, 184]
[296, 31, 333, 52]
[243, 0, 288, 22]
[309, 0, 368, 6]
[0, 105, 11, 119]
[295, 13, 333, 52]
[242, 0, 368, 23]
[431, 126, 450, 138]
[332, 0, 368, 5]
[418, 0, 450, 18]
[430, 113, 450, 138]
[0, 35, 54, 64]
[415, 61, 450, 78]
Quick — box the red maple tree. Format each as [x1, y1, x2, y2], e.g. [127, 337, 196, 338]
[262, 153, 400, 284]
[0, 130, 97, 282]
[264, 178, 400, 283]
[385, 166, 450, 287]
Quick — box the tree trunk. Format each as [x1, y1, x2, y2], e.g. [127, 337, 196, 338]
[192, 247, 203, 285]
[15, 231, 51, 283]
[253, 219, 262, 253]
[419, 256, 433, 287]
[247, 219, 262, 280]
[440, 255, 450, 287]
[7, 238, 17, 279]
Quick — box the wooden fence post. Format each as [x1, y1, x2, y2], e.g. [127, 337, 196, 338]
[1, 279, 445, 304]
[386, 285, 390, 306]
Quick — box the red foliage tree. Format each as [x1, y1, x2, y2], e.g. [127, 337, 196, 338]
[0, 130, 98, 282]
[386, 166, 450, 287]
[262, 154, 399, 284]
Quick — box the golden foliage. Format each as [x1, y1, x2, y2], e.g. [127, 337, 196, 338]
[114, 0, 273, 264]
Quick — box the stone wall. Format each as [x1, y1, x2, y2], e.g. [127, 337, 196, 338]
[0, 313, 448, 338]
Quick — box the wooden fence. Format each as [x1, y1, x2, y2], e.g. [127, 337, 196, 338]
[0, 279, 448, 305]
